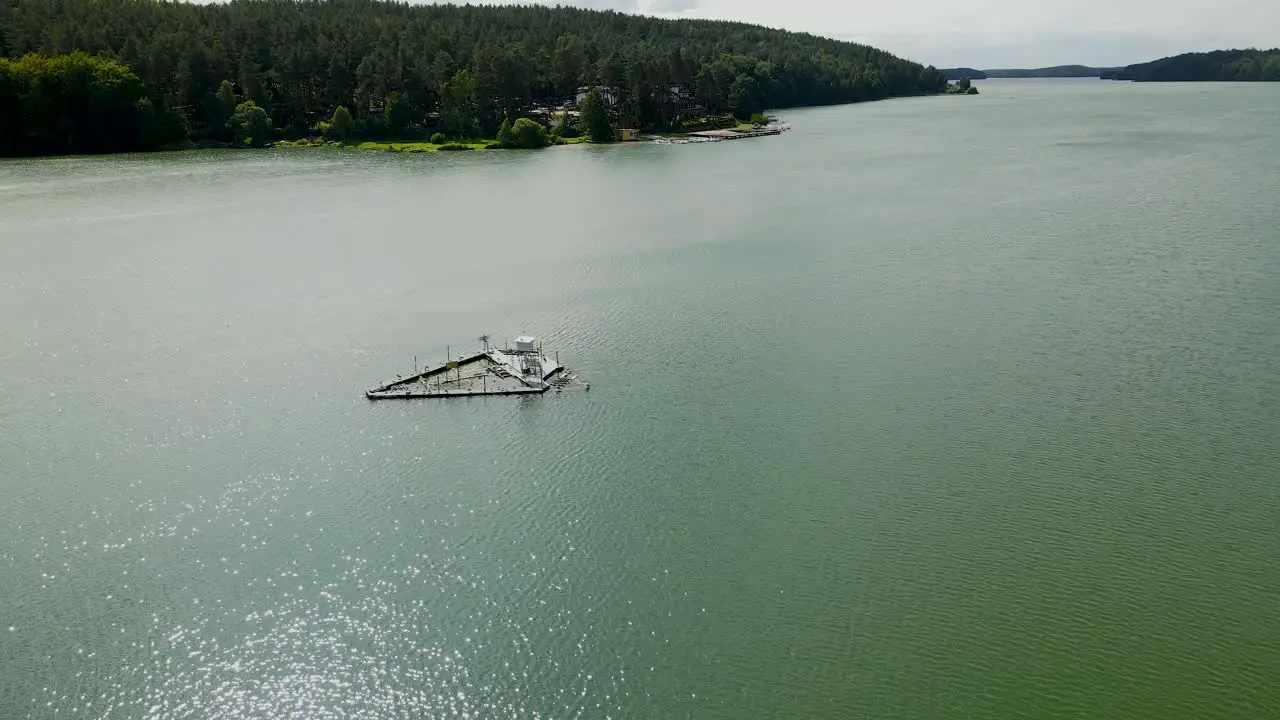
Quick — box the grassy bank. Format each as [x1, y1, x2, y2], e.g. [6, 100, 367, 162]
[283, 138, 492, 152]
[281, 136, 588, 152]
[277, 115, 773, 152]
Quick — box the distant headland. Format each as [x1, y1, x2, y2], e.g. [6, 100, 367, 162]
[942, 66, 1116, 80]
[945, 49, 1280, 83]
[1101, 49, 1280, 81]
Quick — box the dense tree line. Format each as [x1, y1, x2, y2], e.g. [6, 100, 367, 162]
[0, 0, 947, 155]
[0, 52, 186, 156]
[1102, 49, 1280, 82]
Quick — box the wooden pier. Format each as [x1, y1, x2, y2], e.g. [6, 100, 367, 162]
[687, 128, 783, 140]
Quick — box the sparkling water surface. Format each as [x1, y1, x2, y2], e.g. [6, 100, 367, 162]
[2, 79, 1279, 719]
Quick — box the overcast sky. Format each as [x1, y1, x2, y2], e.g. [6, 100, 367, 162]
[450, 0, 1280, 68]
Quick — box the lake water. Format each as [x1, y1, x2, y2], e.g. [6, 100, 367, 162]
[2, 79, 1279, 719]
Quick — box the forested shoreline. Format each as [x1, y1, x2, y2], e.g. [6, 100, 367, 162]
[1102, 49, 1280, 81]
[0, 0, 947, 157]
[945, 52, 1280, 83]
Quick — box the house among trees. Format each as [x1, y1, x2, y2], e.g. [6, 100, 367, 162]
[616, 128, 640, 141]
[663, 85, 700, 119]
[575, 86, 620, 107]
[549, 110, 580, 128]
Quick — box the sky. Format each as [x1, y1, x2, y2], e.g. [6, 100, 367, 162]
[447, 0, 1280, 68]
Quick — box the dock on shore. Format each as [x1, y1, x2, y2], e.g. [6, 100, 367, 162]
[687, 128, 783, 140]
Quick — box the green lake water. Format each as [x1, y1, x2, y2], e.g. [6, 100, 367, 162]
[2, 79, 1279, 718]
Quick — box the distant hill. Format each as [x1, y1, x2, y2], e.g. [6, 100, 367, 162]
[984, 65, 1113, 78]
[942, 65, 1114, 81]
[943, 68, 987, 81]
[1101, 49, 1280, 81]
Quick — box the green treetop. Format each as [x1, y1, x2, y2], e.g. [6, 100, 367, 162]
[228, 100, 272, 146]
[579, 88, 613, 143]
[331, 105, 354, 141]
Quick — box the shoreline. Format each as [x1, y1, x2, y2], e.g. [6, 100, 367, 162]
[278, 116, 793, 153]
[7, 98, 1000, 159]
[4, 86, 984, 160]
[278, 136, 588, 153]
[10, 96, 971, 159]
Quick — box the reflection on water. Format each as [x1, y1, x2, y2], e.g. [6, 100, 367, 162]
[3, 80, 1280, 719]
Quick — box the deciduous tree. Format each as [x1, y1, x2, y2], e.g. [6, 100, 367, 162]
[383, 92, 410, 136]
[513, 118, 548, 148]
[331, 105, 354, 141]
[227, 100, 272, 146]
[496, 117, 517, 147]
[579, 88, 612, 142]
[438, 69, 478, 139]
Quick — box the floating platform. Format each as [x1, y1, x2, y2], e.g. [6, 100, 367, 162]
[366, 337, 566, 399]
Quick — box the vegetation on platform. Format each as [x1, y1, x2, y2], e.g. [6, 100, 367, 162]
[944, 78, 980, 95]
